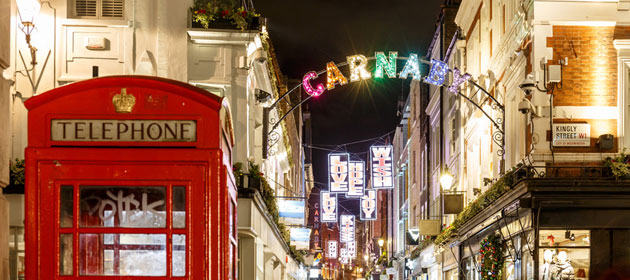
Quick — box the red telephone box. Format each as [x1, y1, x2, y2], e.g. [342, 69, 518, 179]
[24, 76, 237, 279]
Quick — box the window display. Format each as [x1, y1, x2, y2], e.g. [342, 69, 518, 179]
[539, 230, 590, 280]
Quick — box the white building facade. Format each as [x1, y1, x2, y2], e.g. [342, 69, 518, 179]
[2, 0, 306, 279]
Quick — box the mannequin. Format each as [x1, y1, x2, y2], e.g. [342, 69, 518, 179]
[551, 251, 575, 280]
[541, 249, 554, 280]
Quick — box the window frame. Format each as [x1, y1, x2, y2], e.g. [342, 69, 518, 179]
[56, 180, 190, 278]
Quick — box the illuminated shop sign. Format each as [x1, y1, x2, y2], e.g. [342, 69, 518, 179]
[329, 153, 350, 192]
[327, 241, 338, 259]
[320, 191, 338, 222]
[302, 52, 471, 98]
[340, 215, 355, 243]
[51, 119, 196, 142]
[371, 145, 394, 189]
[360, 189, 377, 221]
[278, 199, 305, 225]
[290, 228, 311, 250]
[346, 161, 365, 197]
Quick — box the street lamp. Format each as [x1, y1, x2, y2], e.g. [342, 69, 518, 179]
[440, 169, 454, 191]
[378, 238, 384, 248]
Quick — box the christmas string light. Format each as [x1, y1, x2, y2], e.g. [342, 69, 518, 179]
[374, 51, 398, 78]
[480, 235, 504, 280]
[346, 54, 372, 82]
[424, 59, 449, 86]
[399, 53, 422, 81]
[448, 68, 471, 94]
[326, 61, 348, 90]
[303, 71, 326, 97]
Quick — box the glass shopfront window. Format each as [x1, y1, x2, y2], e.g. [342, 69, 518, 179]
[59, 184, 188, 277]
[539, 230, 590, 280]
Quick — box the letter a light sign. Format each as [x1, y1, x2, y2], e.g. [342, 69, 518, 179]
[360, 189, 377, 221]
[320, 191, 338, 222]
[371, 145, 394, 189]
[329, 153, 349, 192]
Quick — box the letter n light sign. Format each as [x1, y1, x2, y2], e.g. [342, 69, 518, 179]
[370, 145, 394, 189]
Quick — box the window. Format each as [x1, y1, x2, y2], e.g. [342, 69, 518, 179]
[72, 0, 124, 19]
[539, 230, 590, 280]
[59, 184, 187, 277]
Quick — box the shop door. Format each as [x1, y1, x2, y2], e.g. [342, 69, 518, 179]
[33, 151, 210, 279]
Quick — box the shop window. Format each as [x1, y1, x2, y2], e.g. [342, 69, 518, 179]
[59, 184, 187, 277]
[539, 230, 590, 280]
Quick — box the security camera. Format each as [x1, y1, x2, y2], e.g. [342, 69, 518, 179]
[519, 76, 536, 95]
[518, 98, 539, 115]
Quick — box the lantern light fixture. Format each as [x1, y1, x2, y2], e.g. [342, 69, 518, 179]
[440, 169, 454, 191]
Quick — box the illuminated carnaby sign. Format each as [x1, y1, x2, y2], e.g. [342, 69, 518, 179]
[327, 241, 338, 259]
[346, 161, 365, 197]
[320, 191, 337, 222]
[346, 241, 356, 258]
[340, 215, 355, 243]
[329, 153, 350, 192]
[301, 51, 472, 98]
[371, 145, 394, 189]
[360, 189, 377, 221]
[51, 119, 196, 142]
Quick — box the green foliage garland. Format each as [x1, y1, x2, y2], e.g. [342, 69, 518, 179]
[434, 164, 525, 245]
[480, 235, 504, 280]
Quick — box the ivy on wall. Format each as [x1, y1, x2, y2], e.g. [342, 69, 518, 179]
[434, 164, 524, 245]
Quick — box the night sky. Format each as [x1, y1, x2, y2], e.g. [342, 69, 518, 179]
[255, 0, 444, 213]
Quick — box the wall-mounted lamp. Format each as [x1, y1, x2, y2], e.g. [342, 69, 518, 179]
[16, 0, 52, 96]
[16, 0, 40, 66]
[440, 169, 454, 191]
[255, 89, 272, 103]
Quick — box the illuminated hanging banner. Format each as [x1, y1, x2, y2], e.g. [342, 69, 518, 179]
[340, 215, 355, 243]
[360, 189, 377, 221]
[327, 241, 338, 259]
[329, 153, 350, 192]
[339, 247, 348, 264]
[302, 50, 472, 98]
[347, 241, 356, 258]
[371, 145, 394, 189]
[346, 161, 365, 197]
[320, 191, 338, 222]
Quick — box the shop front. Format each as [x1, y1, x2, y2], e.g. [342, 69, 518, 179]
[24, 76, 237, 279]
[454, 177, 630, 280]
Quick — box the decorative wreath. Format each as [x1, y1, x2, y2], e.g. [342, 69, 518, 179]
[479, 234, 505, 280]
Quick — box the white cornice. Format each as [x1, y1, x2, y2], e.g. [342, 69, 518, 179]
[455, 0, 483, 35]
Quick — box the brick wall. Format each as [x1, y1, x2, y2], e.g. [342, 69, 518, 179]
[546, 26, 630, 106]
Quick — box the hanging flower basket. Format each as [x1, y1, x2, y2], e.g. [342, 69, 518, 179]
[191, 1, 261, 31]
